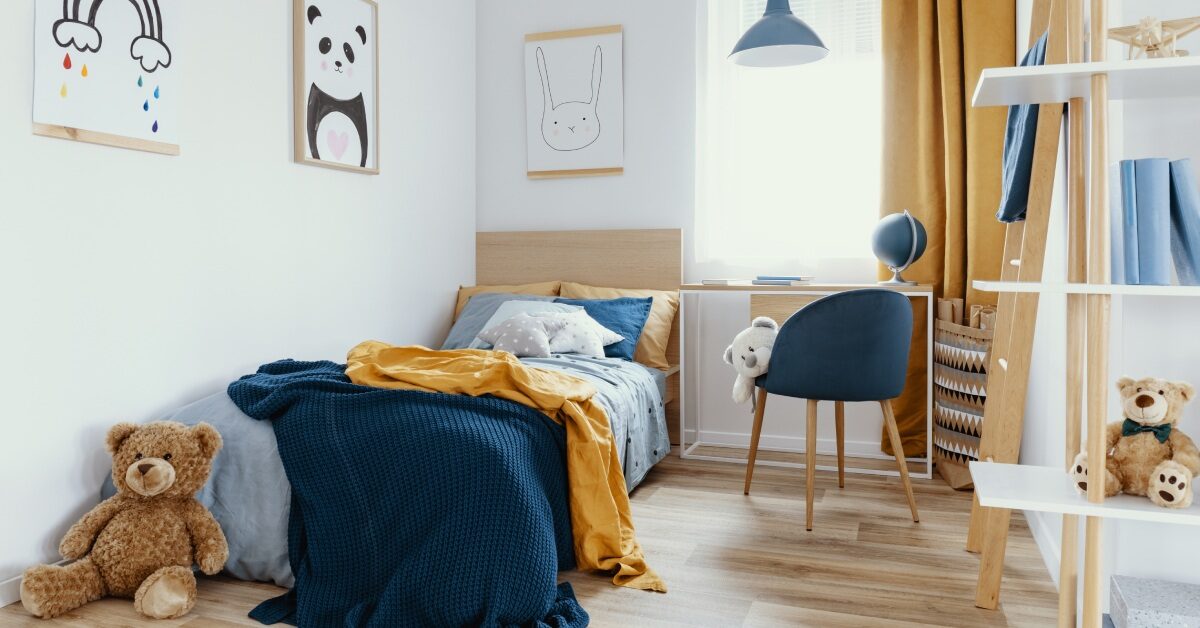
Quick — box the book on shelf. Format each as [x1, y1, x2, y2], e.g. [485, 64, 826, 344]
[1120, 159, 1140, 285]
[1170, 159, 1200, 285]
[1135, 158, 1172, 285]
[1109, 162, 1125, 284]
[701, 279, 750, 285]
[1109, 158, 1200, 287]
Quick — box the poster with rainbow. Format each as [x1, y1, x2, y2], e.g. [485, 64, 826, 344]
[32, 0, 180, 155]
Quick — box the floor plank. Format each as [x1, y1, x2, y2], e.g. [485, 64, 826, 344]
[0, 452, 1056, 626]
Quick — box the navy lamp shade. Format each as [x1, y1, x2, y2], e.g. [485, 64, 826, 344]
[730, 0, 829, 67]
[872, 210, 928, 285]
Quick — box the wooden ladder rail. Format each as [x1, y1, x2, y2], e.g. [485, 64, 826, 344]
[966, 0, 1069, 611]
[1058, 0, 1087, 625]
[1082, 0, 1112, 624]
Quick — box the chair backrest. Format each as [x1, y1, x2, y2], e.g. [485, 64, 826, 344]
[761, 289, 914, 402]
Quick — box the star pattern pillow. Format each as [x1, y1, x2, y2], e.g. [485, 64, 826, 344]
[476, 313, 567, 358]
[531, 311, 624, 358]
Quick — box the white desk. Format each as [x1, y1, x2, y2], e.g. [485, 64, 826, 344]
[677, 283, 935, 480]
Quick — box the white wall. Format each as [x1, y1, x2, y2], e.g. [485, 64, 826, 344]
[476, 0, 696, 246]
[0, 0, 476, 596]
[1018, 0, 1200, 611]
[475, 0, 895, 458]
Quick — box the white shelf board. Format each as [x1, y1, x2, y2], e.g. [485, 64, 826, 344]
[973, 280, 1200, 296]
[970, 462, 1200, 526]
[972, 56, 1200, 107]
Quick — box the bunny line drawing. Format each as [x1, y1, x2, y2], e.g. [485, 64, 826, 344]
[536, 45, 603, 152]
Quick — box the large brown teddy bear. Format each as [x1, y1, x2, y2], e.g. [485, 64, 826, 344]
[1071, 377, 1200, 508]
[21, 421, 228, 620]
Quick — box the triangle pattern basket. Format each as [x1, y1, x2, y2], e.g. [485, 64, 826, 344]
[933, 319, 993, 489]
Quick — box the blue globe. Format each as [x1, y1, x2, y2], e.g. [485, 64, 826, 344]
[872, 211, 927, 271]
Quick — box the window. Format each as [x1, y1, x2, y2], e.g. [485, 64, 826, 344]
[696, 0, 883, 273]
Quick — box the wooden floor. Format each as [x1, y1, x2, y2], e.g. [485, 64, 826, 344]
[0, 452, 1057, 627]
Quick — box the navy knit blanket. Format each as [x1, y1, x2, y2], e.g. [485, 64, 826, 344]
[227, 360, 586, 627]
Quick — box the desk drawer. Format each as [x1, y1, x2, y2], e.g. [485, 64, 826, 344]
[749, 294, 819, 324]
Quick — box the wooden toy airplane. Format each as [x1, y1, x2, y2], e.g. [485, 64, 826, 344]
[1109, 16, 1200, 59]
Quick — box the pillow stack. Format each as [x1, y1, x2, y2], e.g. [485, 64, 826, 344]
[445, 282, 679, 368]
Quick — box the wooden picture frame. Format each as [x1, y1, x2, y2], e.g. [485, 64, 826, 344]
[31, 0, 181, 155]
[524, 25, 624, 179]
[293, 0, 380, 174]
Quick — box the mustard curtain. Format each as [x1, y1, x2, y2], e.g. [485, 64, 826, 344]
[880, 0, 1015, 457]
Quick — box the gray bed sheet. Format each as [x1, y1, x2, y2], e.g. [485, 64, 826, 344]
[100, 355, 669, 587]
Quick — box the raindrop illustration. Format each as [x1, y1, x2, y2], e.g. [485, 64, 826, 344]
[138, 75, 144, 87]
[63, 53, 72, 70]
[60, 83, 67, 98]
[153, 86, 160, 99]
[81, 64, 88, 78]
[152, 120, 159, 133]
[143, 100, 149, 112]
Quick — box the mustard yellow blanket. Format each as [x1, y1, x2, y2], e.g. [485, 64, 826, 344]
[345, 341, 666, 593]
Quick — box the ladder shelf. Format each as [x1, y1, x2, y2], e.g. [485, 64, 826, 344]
[974, 280, 1200, 297]
[973, 56, 1200, 107]
[971, 462, 1200, 527]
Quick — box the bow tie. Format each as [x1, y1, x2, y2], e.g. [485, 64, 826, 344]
[1122, 418, 1172, 443]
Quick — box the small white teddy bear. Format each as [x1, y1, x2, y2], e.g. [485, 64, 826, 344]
[723, 317, 780, 408]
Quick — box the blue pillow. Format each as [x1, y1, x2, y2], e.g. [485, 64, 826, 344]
[555, 297, 653, 361]
[442, 293, 555, 350]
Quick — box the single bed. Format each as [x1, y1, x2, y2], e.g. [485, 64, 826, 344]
[102, 229, 683, 591]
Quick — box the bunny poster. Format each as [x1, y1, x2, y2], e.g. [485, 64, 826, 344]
[294, 0, 379, 174]
[525, 26, 624, 178]
[32, 0, 180, 155]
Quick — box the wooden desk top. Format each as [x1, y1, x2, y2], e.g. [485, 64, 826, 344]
[680, 283, 934, 293]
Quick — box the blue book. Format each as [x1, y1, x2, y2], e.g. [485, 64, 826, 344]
[1120, 160, 1140, 284]
[755, 275, 812, 281]
[1134, 158, 1172, 285]
[1109, 163, 1125, 284]
[1170, 159, 1200, 285]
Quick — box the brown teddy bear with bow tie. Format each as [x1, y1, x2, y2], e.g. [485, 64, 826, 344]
[21, 421, 227, 619]
[1070, 377, 1200, 508]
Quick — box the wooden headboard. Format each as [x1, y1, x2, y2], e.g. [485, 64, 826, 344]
[475, 229, 683, 367]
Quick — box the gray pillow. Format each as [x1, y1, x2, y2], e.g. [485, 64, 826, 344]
[477, 312, 567, 358]
[442, 292, 555, 350]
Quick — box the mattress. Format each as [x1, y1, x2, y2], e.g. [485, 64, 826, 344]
[100, 354, 669, 587]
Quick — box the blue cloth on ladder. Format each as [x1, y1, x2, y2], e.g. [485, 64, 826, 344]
[996, 31, 1050, 223]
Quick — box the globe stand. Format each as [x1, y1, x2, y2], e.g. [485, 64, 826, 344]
[880, 266, 917, 286]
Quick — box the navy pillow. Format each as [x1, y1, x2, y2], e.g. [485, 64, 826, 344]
[555, 297, 653, 361]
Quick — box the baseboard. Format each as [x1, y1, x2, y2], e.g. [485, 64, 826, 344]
[0, 560, 65, 608]
[1025, 510, 1064, 588]
[687, 428, 906, 460]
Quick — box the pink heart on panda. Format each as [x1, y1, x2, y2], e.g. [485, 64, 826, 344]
[327, 130, 350, 160]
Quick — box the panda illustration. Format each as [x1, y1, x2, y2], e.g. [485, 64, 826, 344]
[304, 4, 371, 168]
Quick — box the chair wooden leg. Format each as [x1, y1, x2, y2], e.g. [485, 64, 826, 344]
[881, 400, 919, 522]
[743, 387, 769, 495]
[806, 399, 818, 531]
[835, 400, 846, 489]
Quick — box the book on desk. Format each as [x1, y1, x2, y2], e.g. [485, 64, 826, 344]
[702, 275, 814, 286]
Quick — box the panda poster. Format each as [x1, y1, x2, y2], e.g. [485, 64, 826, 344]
[294, 0, 380, 174]
[525, 26, 624, 179]
[32, 0, 180, 155]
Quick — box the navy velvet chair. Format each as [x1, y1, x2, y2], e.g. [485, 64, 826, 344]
[742, 289, 920, 531]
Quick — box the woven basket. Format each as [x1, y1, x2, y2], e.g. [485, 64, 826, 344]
[933, 320, 993, 489]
